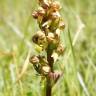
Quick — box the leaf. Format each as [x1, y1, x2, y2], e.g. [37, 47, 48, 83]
[16, 50, 31, 82]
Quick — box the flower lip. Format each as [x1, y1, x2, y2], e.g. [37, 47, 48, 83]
[42, 65, 51, 74]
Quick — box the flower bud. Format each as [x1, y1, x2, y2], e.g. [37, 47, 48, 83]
[32, 34, 38, 44]
[50, 1, 61, 12]
[32, 11, 38, 19]
[47, 32, 60, 47]
[32, 7, 45, 23]
[50, 11, 61, 20]
[38, 0, 50, 9]
[49, 17, 60, 31]
[59, 21, 65, 30]
[32, 31, 46, 45]
[29, 55, 39, 64]
[37, 7, 46, 16]
[56, 44, 65, 55]
[47, 32, 55, 43]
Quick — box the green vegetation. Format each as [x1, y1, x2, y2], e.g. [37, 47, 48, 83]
[0, 0, 96, 96]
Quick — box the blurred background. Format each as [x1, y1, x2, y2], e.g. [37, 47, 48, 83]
[0, 0, 96, 96]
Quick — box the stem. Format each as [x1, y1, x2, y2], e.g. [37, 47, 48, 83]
[46, 45, 54, 96]
[46, 77, 52, 96]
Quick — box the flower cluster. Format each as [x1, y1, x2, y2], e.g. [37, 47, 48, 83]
[30, 0, 65, 84]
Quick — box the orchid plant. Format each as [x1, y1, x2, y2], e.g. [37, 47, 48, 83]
[29, 0, 65, 96]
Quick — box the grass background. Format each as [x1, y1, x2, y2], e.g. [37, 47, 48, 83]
[0, 0, 96, 96]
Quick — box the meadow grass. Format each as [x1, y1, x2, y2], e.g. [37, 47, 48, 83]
[0, 0, 96, 96]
